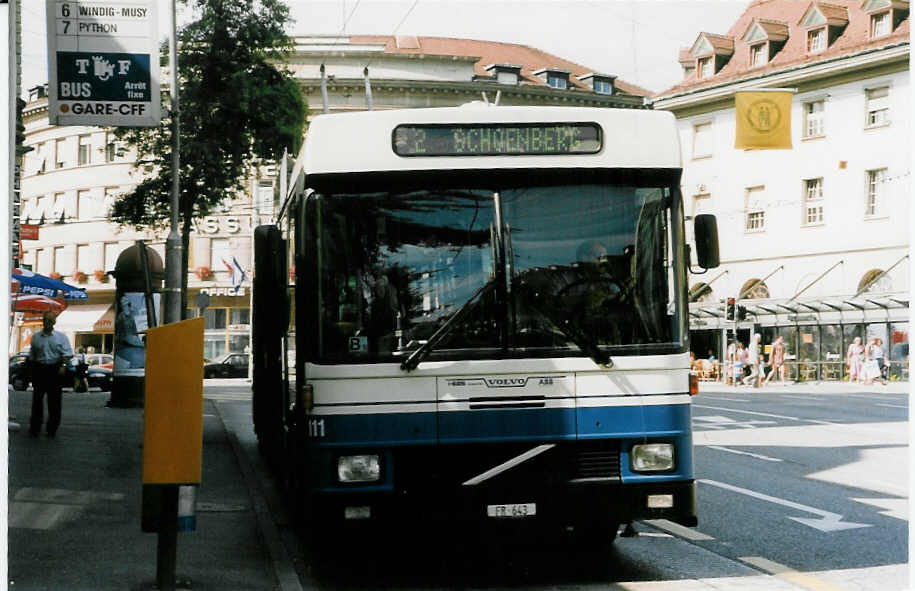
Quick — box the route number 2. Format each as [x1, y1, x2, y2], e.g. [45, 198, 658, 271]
[308, 419, 326, 438]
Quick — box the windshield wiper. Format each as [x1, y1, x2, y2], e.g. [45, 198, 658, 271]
[400, 279, 499, 372]
[522, 295, 613, 368]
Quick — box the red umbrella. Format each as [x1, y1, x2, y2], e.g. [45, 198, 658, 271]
[11, 293, 68, 322]
[11, 293, 67, 315]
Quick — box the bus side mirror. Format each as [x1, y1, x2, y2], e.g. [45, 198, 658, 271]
[693, 214, 720, 269]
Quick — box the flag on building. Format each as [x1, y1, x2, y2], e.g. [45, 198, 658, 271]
[223, 257, 246, 293]
[734, 90, 793, 150]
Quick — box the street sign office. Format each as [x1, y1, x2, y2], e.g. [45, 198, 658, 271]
[46, 0, 160, 127]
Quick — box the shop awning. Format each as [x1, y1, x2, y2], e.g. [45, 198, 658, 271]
[54, 303, 115, 333]
[690, 291, 909, 328]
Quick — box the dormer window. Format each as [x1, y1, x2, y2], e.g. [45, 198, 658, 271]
[862, 0, 909, 39]
[807, 27, 826, 52]
[741, 19, 788, 67]
[871, 11, 891, 36]
[799, 3, 848, 53]
[698, 57, 714, 78]
[689, 32, 734, 79]
[533, 68, 571, 90]
[578, 73, 616, 95]
[749, 43, 767, 67]
[484, 63, 522, 86]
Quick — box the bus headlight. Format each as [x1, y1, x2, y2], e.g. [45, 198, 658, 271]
[630, 443, 674, 472]
[338, 455, 380, 482]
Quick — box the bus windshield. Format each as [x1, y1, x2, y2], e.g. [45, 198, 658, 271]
[312, 172, 683, 364]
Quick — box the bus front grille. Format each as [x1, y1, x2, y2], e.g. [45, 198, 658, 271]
[569, 443, 621, 483]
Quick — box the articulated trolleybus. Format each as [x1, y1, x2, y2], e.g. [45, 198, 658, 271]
[253, 104, 720, 545]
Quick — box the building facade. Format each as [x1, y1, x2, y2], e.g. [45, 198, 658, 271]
[16, 36, 649, 359]
[653, 0, 910, 381]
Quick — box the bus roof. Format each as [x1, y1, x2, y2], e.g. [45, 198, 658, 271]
[302, 105, 681, 175]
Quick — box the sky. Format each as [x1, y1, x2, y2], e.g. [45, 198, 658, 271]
[18, 0, 750, 95]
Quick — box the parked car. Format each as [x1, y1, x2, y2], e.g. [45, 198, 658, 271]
[8, 353, 111, 392]
[9, 353, 30, 391]
[203, 352, 249, 378]
[85, 353, 114, 371]
[86, 366, 112, 391]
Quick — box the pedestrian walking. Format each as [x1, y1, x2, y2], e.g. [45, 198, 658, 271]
[734, 342, 746, 384]
[862, 338, 887, 385]
[27, 312, 73, 438]
[743, 333, 762, 387]
[846, 337, 864, 382]
[764, 335, 787, 384]
[725, 341, 737, 385]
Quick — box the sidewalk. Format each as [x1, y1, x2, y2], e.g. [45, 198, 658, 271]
[8, 388, 279, 591]
[699, 379, 911, 395]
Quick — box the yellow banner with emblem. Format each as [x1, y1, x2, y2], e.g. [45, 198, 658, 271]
[734, 90, 793, 150]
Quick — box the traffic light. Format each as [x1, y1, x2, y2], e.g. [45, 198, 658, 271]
[16, 98, 34, 156]
[736, 305, 748, 321]
[726, 297, 736, 321]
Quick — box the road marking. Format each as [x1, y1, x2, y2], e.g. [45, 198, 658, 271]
[705, 445, 783, 462]
[694, 404, 836, 425]
[851, 497, 908, 521]
[780, 394, 824, 402]
[740, 556, 848, 591]
[693, 415, 778, 430]
[876, 403, 908, 409]
[700, 479, 872, 532]
[644, 519, 714, 540]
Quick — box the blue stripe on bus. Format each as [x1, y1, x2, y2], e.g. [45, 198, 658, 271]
[312, 402, 691, 447]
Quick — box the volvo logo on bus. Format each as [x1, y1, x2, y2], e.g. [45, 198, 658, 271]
[445, 376, 565, 388]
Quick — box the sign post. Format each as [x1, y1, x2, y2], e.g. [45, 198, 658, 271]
[46, 0, 160, 127]
[142, 317, 204, 591]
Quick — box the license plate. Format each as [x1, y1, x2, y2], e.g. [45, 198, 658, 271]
[486, 503, 536, 518]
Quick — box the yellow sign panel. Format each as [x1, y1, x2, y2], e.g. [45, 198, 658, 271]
[734, 91, 793, 150]
[143, 317, 204, 484]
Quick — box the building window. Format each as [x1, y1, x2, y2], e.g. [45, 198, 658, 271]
[547, 74, 567, 89]
[77, 190, 94, 221]
[593, 79, 612, 94]
[210, 238, 232, 274]
[105, 132, 117, 162]
[37, 248, 51, 274]
[803, 100, 825, 137]
[496, 71, 518, 85]
[698, 56, 714, 78]
[803, 178, 824, 225]
[255, 182, 273, 217]
[76, 244, 92, 273]
[865, 168, 886, 217]
[55, 138, 66, 168]
[692, 122, 713, 158]
[871, 11, 890, 37]
[866, 87, 889, 127]
[745, 186, 765, 232]
[104, 242, 121, 272]
[749, 43, 766, 67]
[807, 28, 826, 53]
[53, 245, 70, 275]
[78, 135, 92, 166]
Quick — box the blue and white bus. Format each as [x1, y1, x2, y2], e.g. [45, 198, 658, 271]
[252, 104, 719, 545]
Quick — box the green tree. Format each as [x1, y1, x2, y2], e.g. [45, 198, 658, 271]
[111, 0, 305, 315]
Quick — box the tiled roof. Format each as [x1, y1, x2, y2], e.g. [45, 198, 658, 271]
[347, 35, 651, 97]
[656, 0, 909, 98]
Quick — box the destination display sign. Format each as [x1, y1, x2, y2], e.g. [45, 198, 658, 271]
[46, 0, 160, 127]
[393, 123, 602, 157]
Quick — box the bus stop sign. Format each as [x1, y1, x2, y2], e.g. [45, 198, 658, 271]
[46, 0, 160, 127]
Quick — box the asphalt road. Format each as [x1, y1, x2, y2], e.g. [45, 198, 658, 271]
[208, 380, 908, 590]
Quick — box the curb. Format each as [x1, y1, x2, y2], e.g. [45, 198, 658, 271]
[213, 404, 304, 591]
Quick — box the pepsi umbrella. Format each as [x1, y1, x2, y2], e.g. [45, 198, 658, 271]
[11, 268, 88, 300]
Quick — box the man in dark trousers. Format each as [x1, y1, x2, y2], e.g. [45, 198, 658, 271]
[28, 312, 73, 438]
